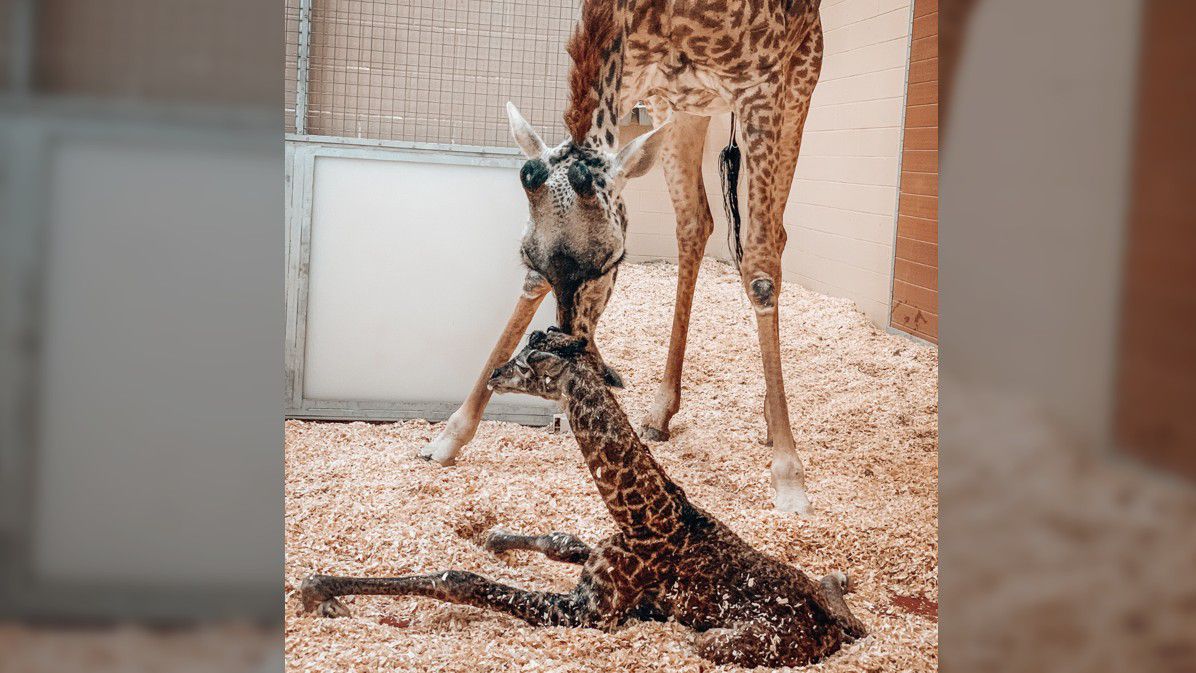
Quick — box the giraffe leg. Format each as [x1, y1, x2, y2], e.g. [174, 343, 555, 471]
[638, 106, 715, 442]
[300, 539, 641, 629]
[695, 619, 835, 668]
[819, 572, 868, 640]
[735, 74, 817, 513]
[419, 271, 550, 465]
[482, 530, 593, 565]
[299, 570, 603, 627]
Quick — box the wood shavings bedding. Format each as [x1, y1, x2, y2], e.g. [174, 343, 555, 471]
[285, 259, 938, 672]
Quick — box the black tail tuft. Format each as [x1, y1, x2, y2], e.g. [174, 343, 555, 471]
[719, 114, 744, 268]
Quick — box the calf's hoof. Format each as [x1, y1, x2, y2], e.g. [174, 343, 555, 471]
[823, 571, 851, 594]
[317, 597, 352, 618]
[299, 574, 351, 618]
[637, 424, 670, 442]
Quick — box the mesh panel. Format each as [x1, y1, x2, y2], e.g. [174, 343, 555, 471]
[289, 0, 578, 148]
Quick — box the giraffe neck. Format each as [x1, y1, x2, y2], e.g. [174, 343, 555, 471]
[563, 369, 689, 540]
[564, 0, 625, 152]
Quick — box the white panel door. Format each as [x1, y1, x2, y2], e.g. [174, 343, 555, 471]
[301, 153, 557, 417]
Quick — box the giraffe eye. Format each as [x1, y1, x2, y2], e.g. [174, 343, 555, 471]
[520, 160, 549, 191]
[567, 162, 595, 198]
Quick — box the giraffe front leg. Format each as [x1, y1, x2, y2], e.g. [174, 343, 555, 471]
[638, 108, 715, 442]
[299, 575, 354, 617]
[299, 570, 595, 627]
[419, 271, 550, 465]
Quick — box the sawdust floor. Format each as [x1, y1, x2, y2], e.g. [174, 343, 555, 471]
[285, 259, 938, 672]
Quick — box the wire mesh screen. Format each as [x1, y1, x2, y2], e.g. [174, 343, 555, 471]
[286, 0, 579, 149]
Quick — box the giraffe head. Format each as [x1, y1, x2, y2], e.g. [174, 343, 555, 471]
[487, 328, 600, 401]
[505, 102, 669, 333]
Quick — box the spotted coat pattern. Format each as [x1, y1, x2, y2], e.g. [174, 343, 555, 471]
[422, 0, 826, 508]
[302, 330, 865, 667]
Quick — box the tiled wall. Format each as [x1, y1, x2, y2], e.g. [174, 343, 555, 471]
[890, 0, 939, 342]
[620, 115, 736, 264]
[622, 0, 917, 328]
[785, 0, 917, 326]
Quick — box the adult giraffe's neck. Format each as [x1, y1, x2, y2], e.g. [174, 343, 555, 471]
[564, 0, 625, 152]
[562, 370, 690, 541]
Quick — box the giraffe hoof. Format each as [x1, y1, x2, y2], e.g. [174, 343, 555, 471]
[416, 435, 458, 466]
[638, 424, 670, 442]
[482, 529, 515, 554]
[773, 488, 812, 515]
[299, 574, 333, 613]
[825, 571, 851, 594]
[317, 597, 352, 618]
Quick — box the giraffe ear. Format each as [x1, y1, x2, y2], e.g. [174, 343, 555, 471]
[614, 121, 671, 180]
[507, 102, 547, 159]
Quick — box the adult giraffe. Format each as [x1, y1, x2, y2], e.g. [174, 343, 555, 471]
[421, 0, 824, 513]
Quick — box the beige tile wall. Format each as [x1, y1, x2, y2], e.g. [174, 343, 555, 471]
[622, 0, 915, 327]
[621, 115, 736, 264]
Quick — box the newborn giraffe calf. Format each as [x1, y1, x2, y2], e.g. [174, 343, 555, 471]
[301, 330, 866, 667]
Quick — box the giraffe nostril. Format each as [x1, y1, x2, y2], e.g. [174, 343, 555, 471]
[490, 368, 503, 380]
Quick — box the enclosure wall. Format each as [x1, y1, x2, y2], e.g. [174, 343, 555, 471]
[621, 0, 919, 327]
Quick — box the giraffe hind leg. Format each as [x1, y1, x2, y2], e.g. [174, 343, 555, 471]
[695, 619, 841, 669]
[695, 621, 794, 668]
[483, 530, 592, 565]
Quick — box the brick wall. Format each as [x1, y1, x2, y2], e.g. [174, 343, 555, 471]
[889, 0, 939, 342]
[1115, 0, 1196, 478]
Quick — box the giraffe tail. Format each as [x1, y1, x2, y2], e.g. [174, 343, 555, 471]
[719, 113, 744, 268]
